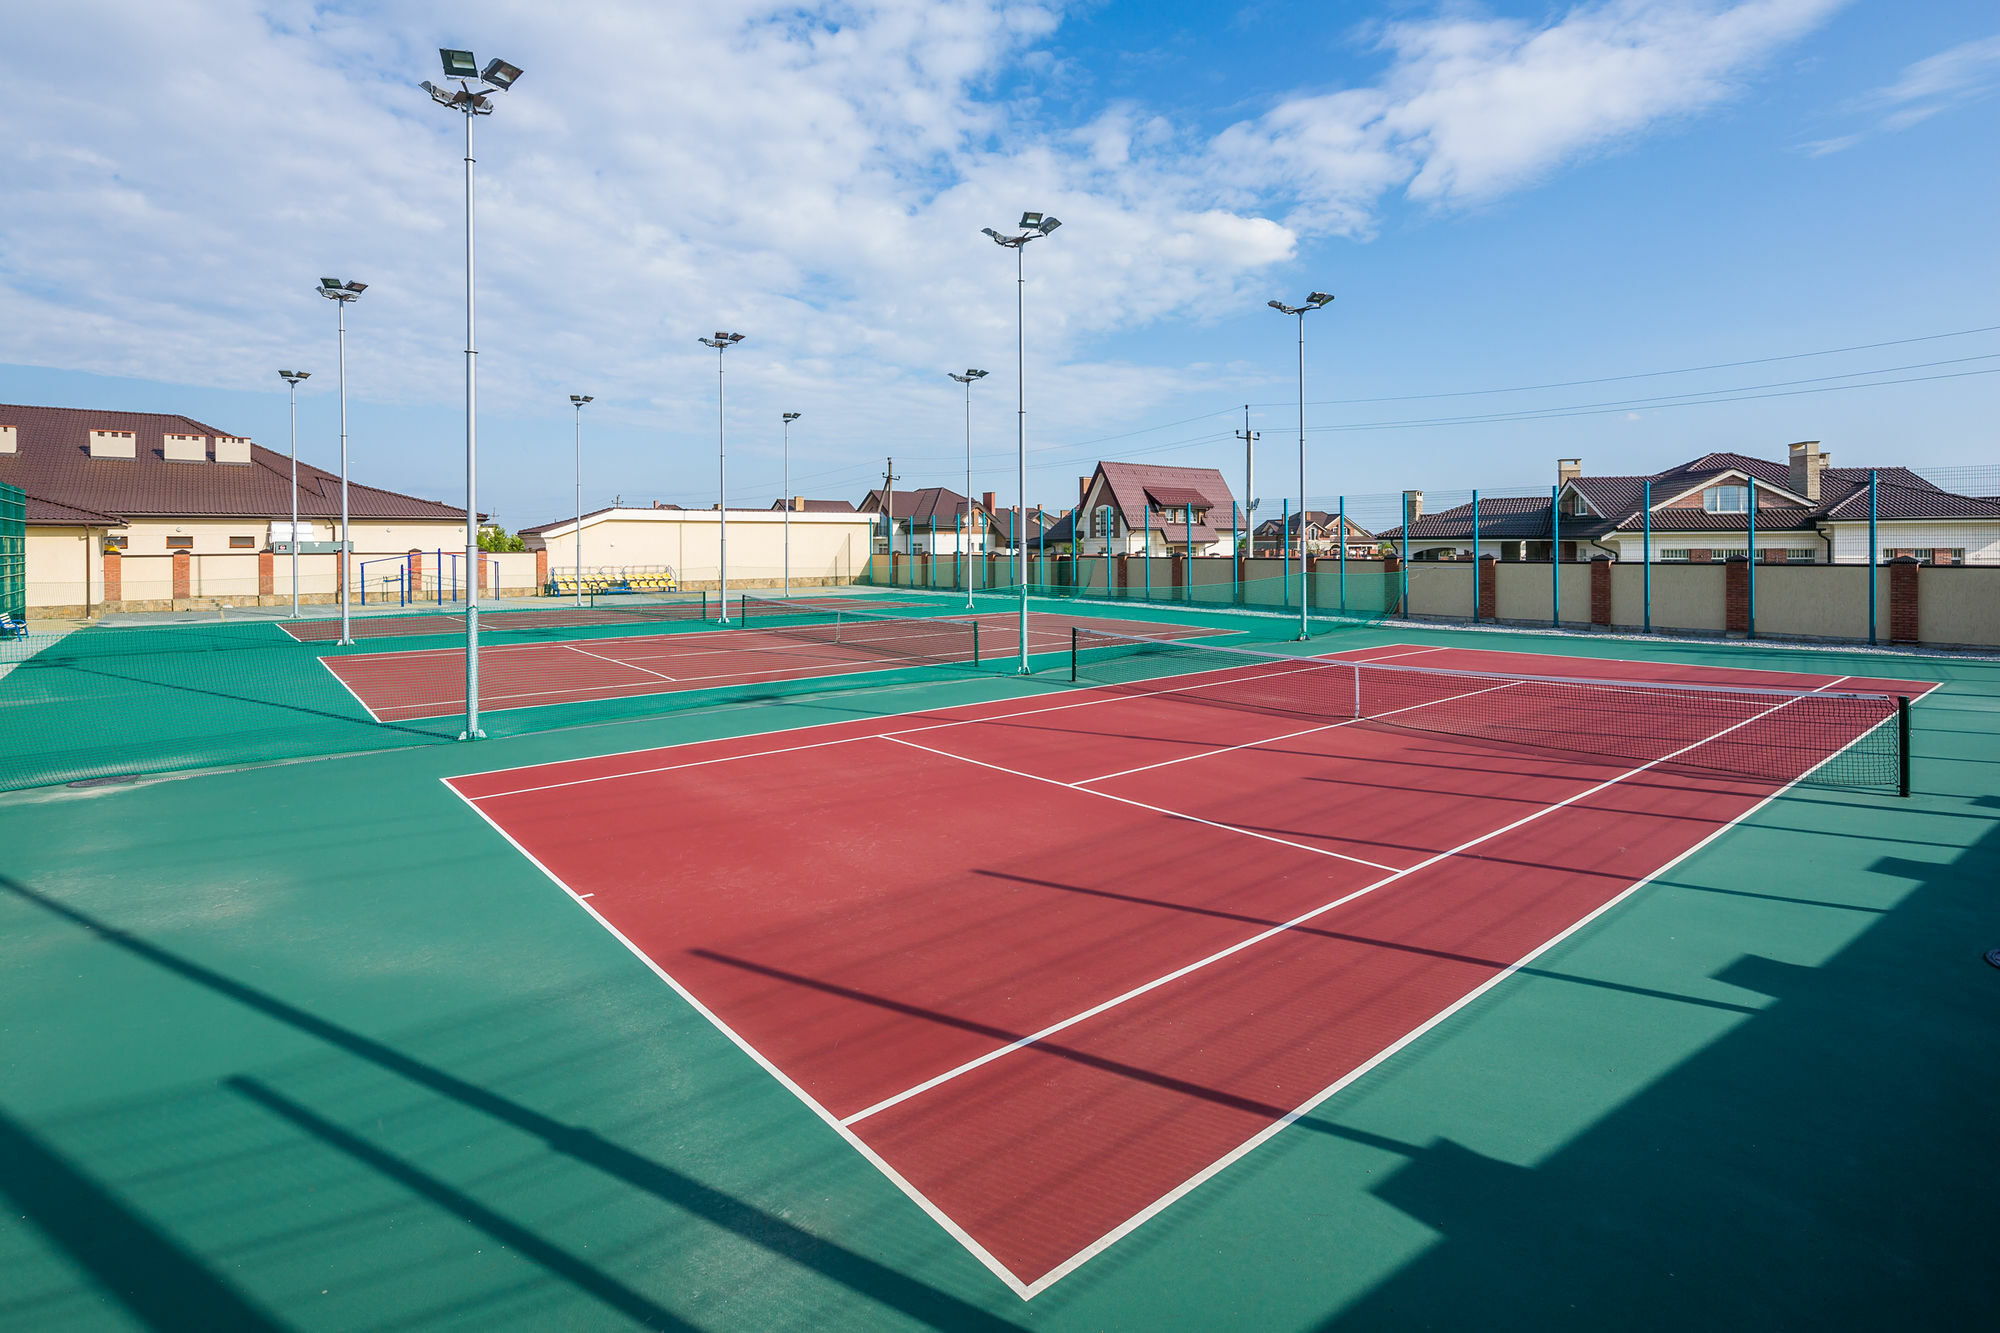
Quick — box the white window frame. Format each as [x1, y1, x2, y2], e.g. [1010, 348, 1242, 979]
[1702, 484, 1748, 513]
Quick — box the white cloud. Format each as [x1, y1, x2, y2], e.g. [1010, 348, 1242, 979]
[1801, 30, 2000, 154]
[0, 0, 1844, 515]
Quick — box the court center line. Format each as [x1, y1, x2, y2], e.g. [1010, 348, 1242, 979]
[841, 675, 1852, 1127]
[879, 733, 1403, 874]
[1073, 679, 1523, 785]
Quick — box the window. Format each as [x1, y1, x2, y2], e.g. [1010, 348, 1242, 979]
[1783, 548, 1815, 564]
[1702, 485, 1748, 513]
[104, 534, 128, 550]
[165, 536, 193, 550]
[1660, 549, 1691, 562]
[229, 535, 255, 549]
[1884, 547, 1966, 565]
[1089, 508, 1109, 538]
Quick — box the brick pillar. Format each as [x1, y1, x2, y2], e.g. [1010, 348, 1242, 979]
[1305, 555, 1318, 608]
[258, 549, 274, 596]
[1115, 553, 1127, 597]
[408, 548, 422, 595]
[1724, 555, 1749, 634]
[1171, 551, 1184, 596]
[478, 551, 491, 596]
[1478, 555, 1497, 620]
[171, 550, 191, 600]
[103, 548, 121, 602]
[892, 551, 903, 586]
[1590, 555, 1612, 626]
[534, 548, 548, 590]
[1383, 553, 1403, 616]
[1889, 555, 1920, 644]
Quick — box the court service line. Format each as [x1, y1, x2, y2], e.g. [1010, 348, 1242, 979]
[841, 675, 1853, 1128]
[561, 642, 678, 682]
[879, 733, 1404, 874]
[366, 656, 922, 720]
[1073, 679, 1523, 786]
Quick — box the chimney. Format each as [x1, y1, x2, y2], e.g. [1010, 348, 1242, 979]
[1079, 475, 1090, 504]
[1788, 441, 1825, 502]
[214, 435, 251, 465]
[792, 496, 804, 512]
[1557, 458, 1582, 486]
[163, 432, 207, 462]
[0, 424, 16, 455]
[982, 490, 996, 514]
[1404, 489, 1423, 522]
[89, 428, 137, 459]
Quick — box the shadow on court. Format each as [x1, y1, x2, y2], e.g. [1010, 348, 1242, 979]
[1310, 805, 2000, 1330]
[0, 875, 1027, 1333]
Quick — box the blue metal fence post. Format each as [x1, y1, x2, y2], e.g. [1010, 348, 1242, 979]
[1338, 495, 1347, 613]
[1281, 499, 1290, 607]
[1641, 482, 1651, 633]
[1550, 484, 1561, 628]
[1746, 478, 1757, 638]
[1470, 490, 1481, 623]
[1867, 469, 1879, 645]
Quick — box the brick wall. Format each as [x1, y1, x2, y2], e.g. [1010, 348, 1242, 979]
[103, 548, 121, 602]
[1590, 556, 1612, 626]
[1724, 556, 1748, 633]
[258, 550, 274, 596]
[1478, 555, 1496, 620]
[171, 551, 190, 600]
[1889, 556, 1920, 644]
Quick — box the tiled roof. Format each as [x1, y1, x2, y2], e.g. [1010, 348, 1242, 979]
[25, 495, 124, 526]
[859, 486, 983, 523]
[1252, 511, 1374, 539]
[770, 498, 856, 513]
[1382, 494, 1552, 541]
[1093, 463, 1238, 531]
[0, 402, 469, 524]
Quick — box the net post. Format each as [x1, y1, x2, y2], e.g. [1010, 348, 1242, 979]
[1070, 626, 1078, 682]
[972, 618, 980, 668]
[1897, 695, 1911, 797]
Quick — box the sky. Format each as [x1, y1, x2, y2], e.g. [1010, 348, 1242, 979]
[1, 0, 1994, 530]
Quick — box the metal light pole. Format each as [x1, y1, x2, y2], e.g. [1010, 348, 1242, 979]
[949, 369, 988, 610]
[570, 395, 592, 606]
[983, 211, 1061, 673]
[699, 333, 746, 620]
[781, 411, 800, 599]
[277, 369, 311, 618]
[316, 280, 366, 644]
[1267, 291, 1334, 640]
[423, 48, 523, 741]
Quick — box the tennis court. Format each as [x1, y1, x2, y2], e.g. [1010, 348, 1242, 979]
[445, 638, 1930, 1296]
[324, 606, 1219, 723]
[5, 600, 1993, 1331]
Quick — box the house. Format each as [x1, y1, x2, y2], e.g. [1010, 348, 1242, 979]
[1379, 444, 2000, 565]
[769, 497, 856, 513]
[1066, 463, 1241, 557]
[1251, 509, 1376, 559]
[0, 403, 473, 615]
[857, 486, 994, 554]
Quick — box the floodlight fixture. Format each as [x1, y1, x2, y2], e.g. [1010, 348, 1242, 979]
[1038, 216, 1062, 234]
[278, 369, 311, 384]
[439, 48, 479, 79]
[318, 277, 365, 304]
[783, 411, 801, 422]
[1020, 211, 1044, 229]
[481, 58, 522, 90]
[1306, 291, 1334, 308]
[981, 227, 1001, 240]
[570, 394, 593, 405]
[699, 332, 745, 348]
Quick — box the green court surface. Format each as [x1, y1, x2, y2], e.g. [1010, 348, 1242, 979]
[2, 604, 1995, 1330]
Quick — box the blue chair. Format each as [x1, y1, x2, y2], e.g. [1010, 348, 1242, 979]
[0, 615, 27, 640]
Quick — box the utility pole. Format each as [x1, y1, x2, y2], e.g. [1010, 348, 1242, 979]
[1235, 404, 1258, 563]
[882, 457, 901, 570]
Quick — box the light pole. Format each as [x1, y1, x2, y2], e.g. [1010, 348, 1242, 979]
[316, 280, 365, 644]
[1267, 291, 1334, 640]
[982, 211, 1061, 673]
[570, 395, 592, 606]
[277, 369, 311, 619]
[781, 411, 800, 599]
[699, 333, 746, 621]
[949, 369, 988, 610]
[422, 46, 523, 741]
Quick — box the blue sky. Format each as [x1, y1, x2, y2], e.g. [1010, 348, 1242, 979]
[1, 1, 1994, 530]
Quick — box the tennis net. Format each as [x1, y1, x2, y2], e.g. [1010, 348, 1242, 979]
[740, 596, 981, 669]
[1070, 627, 1909, 793]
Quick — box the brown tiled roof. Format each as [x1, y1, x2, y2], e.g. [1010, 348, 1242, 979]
[1094, 463, 1238, 534]
[859, 486, 983, 524]
[25, 496, 124, 526]
[770, 498, 857, 513]
[0, 403, 469, 524]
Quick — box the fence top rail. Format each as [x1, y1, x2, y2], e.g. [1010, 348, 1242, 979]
[1073, 625, 1901, 705]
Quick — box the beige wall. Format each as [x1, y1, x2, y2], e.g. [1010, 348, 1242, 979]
[1917, 567, 2000, 647]
[25, 526, 106, 611]
[1407, 561, 1475, 618]
[532, 508, 874, 589]
[1645, 562, 1726, 633]
[1745, 565, 1871, 640]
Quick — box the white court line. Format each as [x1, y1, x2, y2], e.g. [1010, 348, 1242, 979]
[561, 642, 677, 682]
[1016, 674, 1878, 1299]
[317, 656, 388, 724]
[460, 649, 1423, 797]
[437, 781, 1041, 1302]
[1073, 679, 1522, 785]
[840, 674, 1854, 1129]
[881, 733, 1402, 874]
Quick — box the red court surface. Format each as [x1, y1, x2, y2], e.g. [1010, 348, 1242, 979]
[325, 609, 1210, 723]
[445, 643, 1932, 1298]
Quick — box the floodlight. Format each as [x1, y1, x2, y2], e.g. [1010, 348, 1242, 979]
[481, 58, 522, 90]
[783, 411, 801, 421]
[440, 49, 479, 78]
[571, 394, 593, 404]
[968, 368, 988, 379]
[322, 277, 343, 290]
[1038, 216, 1062, 234]
[1020, 211, 1044, 228]
[345, 281, 367, 293]
[279, 369, 311, 384]
[1307, 291, 1334, 307]
[1268, 300, 1289, 312]
[981, 227, 1001, 240]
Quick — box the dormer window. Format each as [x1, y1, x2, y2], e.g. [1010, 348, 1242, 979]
[1703, 484, 1748, 513]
